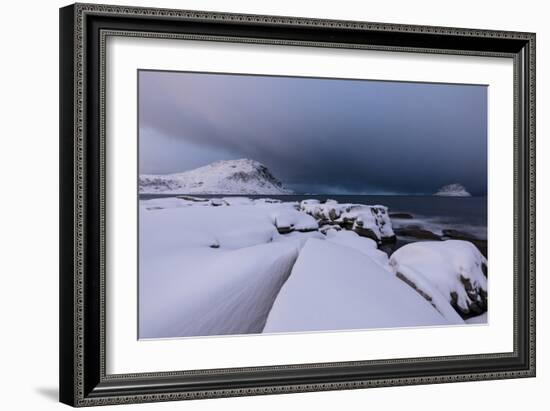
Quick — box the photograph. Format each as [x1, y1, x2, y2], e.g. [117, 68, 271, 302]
[137, 70, 489, 339]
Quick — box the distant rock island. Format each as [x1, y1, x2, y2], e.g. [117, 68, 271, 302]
[139, 159, 293, 195]
[434, 183, 472, 197]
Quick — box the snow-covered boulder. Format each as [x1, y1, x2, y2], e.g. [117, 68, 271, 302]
[347, 205, 395, 242]
[270, 208, 319, 234]
[389, 240, 487, 318]
[299, 200, 395, 243]
[434, 183, 472, 197]
[319, 223, 342, 235]
[139, 159, 292, 194]
[299, 199, 343, 221]
[263, 239, 450, 333]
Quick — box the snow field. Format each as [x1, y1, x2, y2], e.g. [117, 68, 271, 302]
[139, 196, 486, 338]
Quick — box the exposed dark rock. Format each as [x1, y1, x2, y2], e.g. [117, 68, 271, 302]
[338, 218, 355, 230]
[317, 219, 332, 227]
[448, 275, 488, 319]
[209, 198, 228, 207]
[352, 226, 379, 242]
[379, 237, 413, 256]
[296, 227, 318, 233]
[380, 234, 397, 244]
[327, 208, 340, 221]
[176, 195, 208, 202]
[352, 221, 397, 244]
[442, 229, 477, 239]
[276, 225, 294, 235]
[394, 225, 442, 241]
[396, 272, 433, 302]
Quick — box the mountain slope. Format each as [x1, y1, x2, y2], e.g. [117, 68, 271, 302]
[140, 159, 293, 195]
[434, 183, 472, 197]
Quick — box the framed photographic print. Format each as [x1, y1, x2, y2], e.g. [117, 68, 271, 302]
[59, 3, 536, 407]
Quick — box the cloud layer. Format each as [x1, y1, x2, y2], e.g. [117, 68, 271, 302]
[139, 70, 487, 195]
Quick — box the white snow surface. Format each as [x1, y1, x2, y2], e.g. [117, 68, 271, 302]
[139, 196, 483, 338]
[139, 159, 292, 194]
[390, 240, 487, 312]
[140, 198, 279, 250]
[434, 183, 472, 197]
[263, 239, 449, 333]
[139, 242, 300, 338]
[325, 230, 391, 270]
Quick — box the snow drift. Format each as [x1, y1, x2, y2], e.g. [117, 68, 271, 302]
[139, 242, 300, 338]
[390, 240, 487, 317]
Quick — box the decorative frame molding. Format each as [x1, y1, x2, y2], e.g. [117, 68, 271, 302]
[60, 3, 535, 407]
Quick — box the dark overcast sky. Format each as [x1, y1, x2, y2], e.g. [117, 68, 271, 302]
[139, 70, 487, 195]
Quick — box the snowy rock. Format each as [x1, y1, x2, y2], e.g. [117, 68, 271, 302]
[271, 208, 318, 234]
[390, 240, 487, 318]
[176, 195, 209, 202]
[263, 239, 449, 333]
[349, 206, 395, 242]
[299, 200, 395, 243]
[209, 198, 228, 207]
[434, 183, 472, 197]
[254, 198, 282, 205]
[139, 159, 292, 194]
[299, 199, 343, 221]
[319, 223, 342, 235]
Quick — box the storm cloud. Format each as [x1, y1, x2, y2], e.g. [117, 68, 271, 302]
[139, 70, 487, 196]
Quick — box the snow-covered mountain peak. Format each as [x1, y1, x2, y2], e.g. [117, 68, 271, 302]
[434, 183, 472, 197]
[140, 159, 293, 195]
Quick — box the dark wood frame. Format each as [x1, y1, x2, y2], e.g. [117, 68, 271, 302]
[60, 3, 536, 407]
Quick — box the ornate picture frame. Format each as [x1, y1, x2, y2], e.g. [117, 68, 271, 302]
[59, 3, 535, 407]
